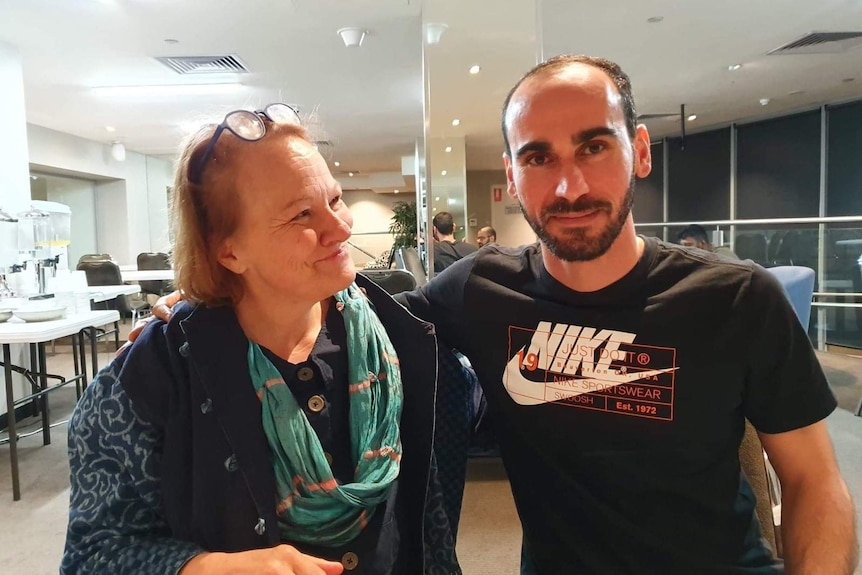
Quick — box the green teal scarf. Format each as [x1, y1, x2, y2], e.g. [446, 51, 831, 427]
[247, 283, 403, 547]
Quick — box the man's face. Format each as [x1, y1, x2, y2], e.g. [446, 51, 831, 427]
[503, 64, 651, 262]
[477, 230, 494, 247]
[680, 237, 709, 250]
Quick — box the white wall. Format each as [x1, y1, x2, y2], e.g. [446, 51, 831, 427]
[46, 177, 97, 266]
[0, 42, 33, 411]
[0, 42, 30, 215]
[26, 125, 172, 263]
[95, 180, 128, 262]
[146, 156, 174, 253]
[343, 190, 401, 267]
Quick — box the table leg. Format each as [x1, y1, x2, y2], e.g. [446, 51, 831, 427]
[28, 345, 39, 417]
[89, 326, 99, 375]
[3, 344, 20, 501]
[78, 331, 88, 392]
[38, 343, 50, 446]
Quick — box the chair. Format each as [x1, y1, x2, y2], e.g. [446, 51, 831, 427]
[394, 247, 428, 287]
[738, 265, 815, 558]
[77, 260, 149, 328]
[136, 252, 173, 301]
[765, 266, 815, 331]
[77, 253, 113, 267]
[360, 269, 417, 295]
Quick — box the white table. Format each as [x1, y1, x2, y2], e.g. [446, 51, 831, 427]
[87, 284, 140, 303]
[121, 269, 175, 282]
[1, 310, 120, 500]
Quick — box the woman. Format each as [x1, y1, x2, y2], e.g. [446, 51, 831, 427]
[61, 104, 459, 575]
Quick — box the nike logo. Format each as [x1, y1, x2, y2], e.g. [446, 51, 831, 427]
[504, 347, 678, 406]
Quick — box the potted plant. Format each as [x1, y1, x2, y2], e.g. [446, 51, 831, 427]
[389, 200, 418, 248]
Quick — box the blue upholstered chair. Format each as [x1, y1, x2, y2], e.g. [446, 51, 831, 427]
[738, 265, 815, 558]
[765, 265, 815, 331]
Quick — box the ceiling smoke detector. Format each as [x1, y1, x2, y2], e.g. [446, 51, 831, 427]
[337, 28, 367, 48]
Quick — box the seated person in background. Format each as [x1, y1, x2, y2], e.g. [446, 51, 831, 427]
[476, 226, 497, 248]
[61, 104, 458, 575]
[432, 211, 477, 273]
[678, 223, 739, 259]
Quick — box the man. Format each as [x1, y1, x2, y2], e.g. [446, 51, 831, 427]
[678, 223, 739, 259]
[431, 211, 477, 273]
[143, 55, 856, 574]
[476, 226, 497, 247]
[398, 55, 856, 574]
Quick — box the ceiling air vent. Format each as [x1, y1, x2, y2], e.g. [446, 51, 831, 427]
[768, 32, 862, 55]
[155, 55, 250, 75]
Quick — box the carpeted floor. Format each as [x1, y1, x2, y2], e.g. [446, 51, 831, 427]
[0, 339, 859, 574]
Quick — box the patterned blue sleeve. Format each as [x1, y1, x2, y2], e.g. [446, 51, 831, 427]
[61, 359, 203, 575]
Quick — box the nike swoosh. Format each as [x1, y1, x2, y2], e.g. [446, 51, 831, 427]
[503, 347, 678, 406]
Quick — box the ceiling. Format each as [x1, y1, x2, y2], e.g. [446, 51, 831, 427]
[2, 0, 862, 183]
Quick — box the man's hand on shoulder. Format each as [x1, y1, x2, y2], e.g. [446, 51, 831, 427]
[119, 290, 185, 353]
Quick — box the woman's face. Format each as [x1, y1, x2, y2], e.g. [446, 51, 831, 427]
[217, 134, 356, 306]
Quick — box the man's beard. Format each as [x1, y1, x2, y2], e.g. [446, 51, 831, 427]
[520, 176, 635, 262]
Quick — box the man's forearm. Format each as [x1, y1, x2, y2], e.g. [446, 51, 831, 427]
[780, 477, 857, 574]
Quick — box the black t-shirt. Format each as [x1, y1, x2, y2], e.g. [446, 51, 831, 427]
[398, 236, 836, 575]
[433, 240, 478, 273]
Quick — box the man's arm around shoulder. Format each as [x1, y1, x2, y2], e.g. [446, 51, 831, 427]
[759, 421, 858, 574]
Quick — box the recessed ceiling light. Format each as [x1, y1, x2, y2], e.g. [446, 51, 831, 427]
[334, 161, 340, 167]
[759, 98, 770, 106]
[444, 146, 452, 153]
[441, 170, 447, 176]
[451, 119, 460, 126]
[687, 114, 697, 121]
[469, 65, 481, 75]
[433, 207, 437, 212]
[728, 64, 742, 72]
[447, 198, 456, 205]
[435, 196, 440, 201]
[394, 189, 399, 194]
[348, 171, 354, 177]
[105, 126, 116, 132]
[646, 16, 664, 23]
[164, 39, 179, 44]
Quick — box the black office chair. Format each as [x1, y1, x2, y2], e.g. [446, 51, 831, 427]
[360, 269, 417, 295]
[136, 252, 173, 298]
[77, 260, 148, 335]
[77, 253, 113, 267]
[394, 247, 427, 287]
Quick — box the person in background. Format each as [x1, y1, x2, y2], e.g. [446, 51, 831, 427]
[678, 223, 739, 259]
[476, 226, 497, 248]
[431, 211, 477, 273]
[61, 104, 459, 575]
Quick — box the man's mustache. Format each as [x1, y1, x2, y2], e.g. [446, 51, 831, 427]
[541, 197, 613, 218]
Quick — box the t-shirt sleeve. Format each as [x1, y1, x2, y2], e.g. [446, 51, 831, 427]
[395, 255, 476, 350]
[741, 266, 837, 433]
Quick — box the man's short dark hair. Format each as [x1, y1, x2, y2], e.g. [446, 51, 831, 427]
[678, 224, 710, 244]
[501, 54, 638, 157]
[432, 212, 455, 235]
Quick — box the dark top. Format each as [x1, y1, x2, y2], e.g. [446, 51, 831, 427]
[398, 236, 836, 575]
[433, 240, 478, 273]
[61, 276, 460, 575]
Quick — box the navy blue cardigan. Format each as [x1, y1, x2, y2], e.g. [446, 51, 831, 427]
[61, 275, 462, 574]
